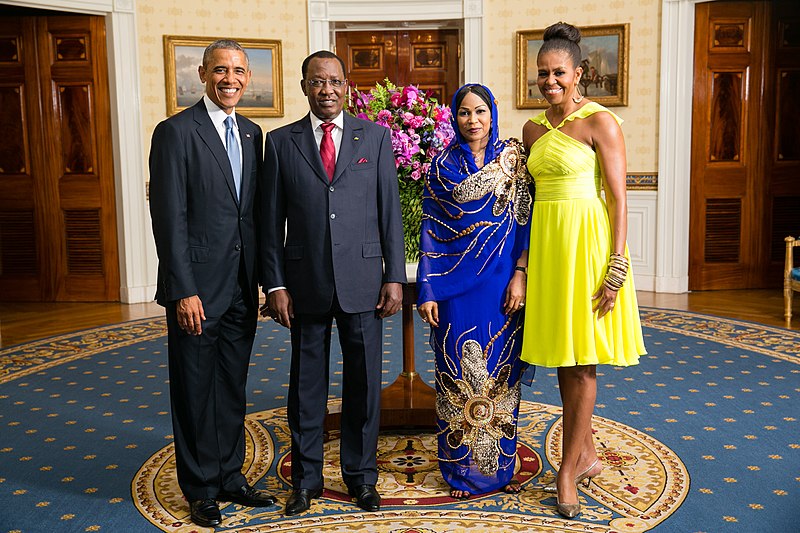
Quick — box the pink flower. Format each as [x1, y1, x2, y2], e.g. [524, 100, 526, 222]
[402, 86, 419, 106]
[345, 81, 454, 184]
[390, 91, 403, 107]
[434, 106, 452, 123]
[402, 113, 425, 129]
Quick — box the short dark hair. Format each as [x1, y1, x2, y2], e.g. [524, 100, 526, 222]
[203, 39, 249, 69]
[454, 84, 493, 110]
[301, 50, 346, 79]
[538, 22, 582, 68]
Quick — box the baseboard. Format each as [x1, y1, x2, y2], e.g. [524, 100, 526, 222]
[120, 284, 156, 304]
[654, 275, 689, 294]
[634, 273, 656, 292]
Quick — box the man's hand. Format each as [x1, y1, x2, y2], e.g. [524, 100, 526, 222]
[264, 289, 294, 328]
[375, 282, 403, 318]
[177, 295, 205, 335]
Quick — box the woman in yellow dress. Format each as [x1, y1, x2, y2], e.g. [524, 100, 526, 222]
[521, 22, 646, 519]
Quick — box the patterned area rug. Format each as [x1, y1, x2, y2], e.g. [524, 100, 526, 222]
[1, 308, 799, 532]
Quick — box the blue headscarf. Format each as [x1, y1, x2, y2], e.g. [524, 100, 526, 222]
[416, 83, 529, 305]
[447, 84, 503, 174]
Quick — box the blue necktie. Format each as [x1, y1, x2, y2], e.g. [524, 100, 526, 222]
[224, 116, 241, 200]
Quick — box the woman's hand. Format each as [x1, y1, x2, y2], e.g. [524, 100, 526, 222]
[592, 285, 617, 319]
[417, 300, 439, 327]
[504, 271, 527, 315]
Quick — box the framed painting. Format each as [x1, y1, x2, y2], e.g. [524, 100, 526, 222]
[516, 23, 629, 109]
[163, 35, 284, 117]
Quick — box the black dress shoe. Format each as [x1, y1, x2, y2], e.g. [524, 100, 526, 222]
[190, 499, 221, 527]
[348, 484, 381, 511]
[217, 484, 277, 507]
[285, 487, 323, 516]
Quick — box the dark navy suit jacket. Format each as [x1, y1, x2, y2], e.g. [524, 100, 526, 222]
[150, 99, 262, 316]
[259, 112, 406, 313]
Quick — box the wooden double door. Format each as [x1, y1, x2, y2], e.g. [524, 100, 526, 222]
[690, 0, 800, 289]
[0, 13, 119, 301]
[335, 29, 460, 105]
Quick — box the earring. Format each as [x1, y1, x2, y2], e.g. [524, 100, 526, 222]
[572, 85, 584, 104]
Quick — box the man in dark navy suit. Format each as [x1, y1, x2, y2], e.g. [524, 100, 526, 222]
[149, 39, 276, 527]
[259, 50, 406, 516]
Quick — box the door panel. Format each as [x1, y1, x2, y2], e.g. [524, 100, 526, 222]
[766, 6, 800, 281]
[691, 0, 800, 290]
[336, 29, 460, 105]
[402, 30, 459, 103]
[690, 2, 766, 289]
[0, 14, 118, 301]
[708, 70, 743, 163]
[0, 18, 46, 299]
[336, 30, 399, 93]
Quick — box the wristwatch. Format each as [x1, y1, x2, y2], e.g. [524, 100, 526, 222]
[514, 266, 527, 274]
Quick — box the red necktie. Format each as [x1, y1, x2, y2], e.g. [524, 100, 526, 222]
[320, 122, 336, 181]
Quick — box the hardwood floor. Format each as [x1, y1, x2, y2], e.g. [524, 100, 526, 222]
[636, 289, 799, 331]
[0, 289, 798, 348]
[0, 301, 162, 348]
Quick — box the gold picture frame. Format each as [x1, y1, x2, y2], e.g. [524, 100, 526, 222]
[163, 35, 284, 117]
[516, 23, 629, 109]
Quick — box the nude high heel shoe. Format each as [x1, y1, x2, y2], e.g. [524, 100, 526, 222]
[575, 458, 602, 488]
[556, 498, 581, 519]
[556, 483, 581, 519]
[543, 458, 603, 493]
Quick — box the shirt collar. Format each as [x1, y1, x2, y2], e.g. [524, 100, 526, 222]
[309, 111, 344, 132]
[203, 95, 237, 129]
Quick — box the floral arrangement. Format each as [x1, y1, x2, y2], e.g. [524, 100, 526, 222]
[348, 80, 454, 262]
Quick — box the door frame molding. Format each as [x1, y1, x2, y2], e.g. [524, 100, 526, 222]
[657, 0, 720, 293]
[3, 0, 153, 303]
[308, 0, 483, 83]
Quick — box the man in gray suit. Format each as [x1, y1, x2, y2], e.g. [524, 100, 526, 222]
[259, 50, 405, 516]
[150, 39, 276, 527]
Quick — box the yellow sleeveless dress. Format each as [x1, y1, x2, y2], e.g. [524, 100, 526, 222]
[521, 102, 646, 368]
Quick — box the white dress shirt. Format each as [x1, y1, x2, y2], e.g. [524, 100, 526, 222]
[203, 95, 242, 171]
[310, 111, 344, 161]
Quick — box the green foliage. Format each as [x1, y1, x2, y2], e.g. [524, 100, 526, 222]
[399, 178, 424, 262]
[367, 79, 394, 114]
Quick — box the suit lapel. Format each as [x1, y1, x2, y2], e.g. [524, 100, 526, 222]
[291, 115, 330, 186]
[333, 114, 362, 184]
[193, 101, 239, 205]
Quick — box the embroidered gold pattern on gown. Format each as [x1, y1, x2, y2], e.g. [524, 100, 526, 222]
[418, 135, 532, 494]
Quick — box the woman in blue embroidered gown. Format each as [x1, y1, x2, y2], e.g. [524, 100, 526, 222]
[416, 84, 533, 499]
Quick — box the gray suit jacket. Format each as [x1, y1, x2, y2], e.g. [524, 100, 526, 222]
[150, 99, 262, 316]
[259, 112, 406, 314]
